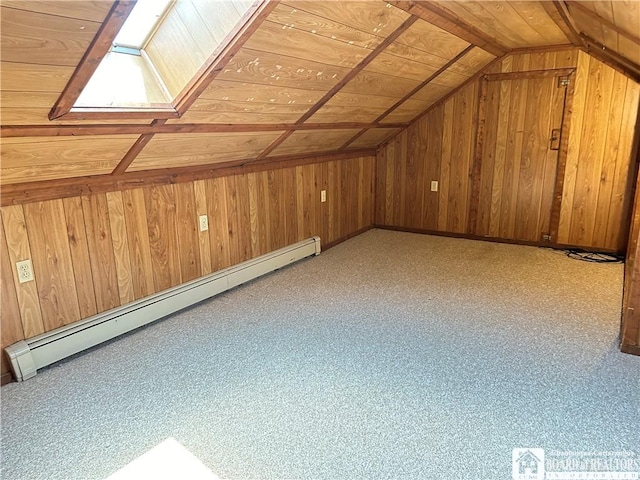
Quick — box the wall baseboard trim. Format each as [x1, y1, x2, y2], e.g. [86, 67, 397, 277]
[323, 226, 373, 250]
[1, 371, 13, 386]
[374, 225, 623, 255]
[620, 343, 640, 356]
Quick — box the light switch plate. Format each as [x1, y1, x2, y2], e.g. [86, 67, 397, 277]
[430, 181, 438, 192]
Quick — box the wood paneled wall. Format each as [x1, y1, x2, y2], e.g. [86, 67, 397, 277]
[557, 52, 640, 251]
[622, 126, 640, 354]
[0, 154, 375, 381]
[376, 50, 640, 252]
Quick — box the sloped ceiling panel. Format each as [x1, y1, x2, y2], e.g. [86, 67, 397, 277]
[309, 20, 472, 124]
[345, 128, 402, 150]
[128, 132, 286, 171]
[434, 1, 570, 48]
[269, 129, 362, 156]
[0, 1, 111, 126]
[381, 46, 495, 123]
[3, 0, 624, 194]
[0, 135, 140, 184]
[170, 1, 409, 126]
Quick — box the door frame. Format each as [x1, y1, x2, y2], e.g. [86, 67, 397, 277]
[467, 67, 577, 243]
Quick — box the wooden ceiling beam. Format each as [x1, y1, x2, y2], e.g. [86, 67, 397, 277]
[338, 44, 478, 150]
[48, 1, 136, 120]
[566, 0, 640, 45]
[111, 134, 156, 175]
[508, 44, 577, 55]
[386, 1, 507, 56]
[582, 34, 640, 82]
[295, 15, 420, 125]
[379, 54, 504, 150]
[483, 68, 576, 82]
[0, 122, 410, 138]
[339, 129, 369, 150]
[541, 0, 584, 47]
[257, 131, 294, 159]
[0, 149, 376, 207]
[374, 44, 476, 123]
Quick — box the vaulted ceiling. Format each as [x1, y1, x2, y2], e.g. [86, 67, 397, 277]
[1, 0, 639, 203]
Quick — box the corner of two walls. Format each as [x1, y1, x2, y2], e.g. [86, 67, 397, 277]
[375, 48, 640, 253]
[0, 153, 376, 381]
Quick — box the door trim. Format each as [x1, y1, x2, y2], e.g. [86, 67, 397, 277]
[548, 70, 577, 242]
[467, 68, 577, 240]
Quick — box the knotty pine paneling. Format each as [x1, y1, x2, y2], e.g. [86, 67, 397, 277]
[0, 154, 375, 380]
[0, 221, 25, 380]
[376, 50, 640, 252]
[23, 200, 82, 330]
[557, 52, 640, 251]
[377, 81, 478, 234]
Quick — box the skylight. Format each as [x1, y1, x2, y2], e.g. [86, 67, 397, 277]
[112, 0, 173, 54]
[52, 0, 255, 118]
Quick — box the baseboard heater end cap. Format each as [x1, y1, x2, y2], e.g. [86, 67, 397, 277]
[5, 340, 36, 382]
[313, 236, 321, 255]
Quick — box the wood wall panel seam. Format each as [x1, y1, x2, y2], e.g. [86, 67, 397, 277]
[467, 77, 488, 235]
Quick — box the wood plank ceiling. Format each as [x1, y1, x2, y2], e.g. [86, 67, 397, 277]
[1, 0, 638, 200]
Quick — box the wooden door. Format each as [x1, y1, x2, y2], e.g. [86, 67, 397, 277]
[471, 72, 570, 242]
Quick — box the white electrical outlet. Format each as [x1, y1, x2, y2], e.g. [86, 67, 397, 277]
[16, 259, 34, 284]
[321, 190, 327, 203]
[430, 180, 438, 192]
[199, 214, 209, 232]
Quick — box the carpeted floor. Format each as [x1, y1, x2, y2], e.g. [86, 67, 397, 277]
[1, 229, 638, 479]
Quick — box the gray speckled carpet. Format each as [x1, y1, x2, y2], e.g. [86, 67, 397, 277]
[1, 229, 638, 480]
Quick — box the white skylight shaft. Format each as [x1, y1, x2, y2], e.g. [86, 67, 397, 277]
[113, 0, 173, 51]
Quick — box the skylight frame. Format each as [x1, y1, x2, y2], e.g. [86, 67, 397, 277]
[48, 0, 274, 121]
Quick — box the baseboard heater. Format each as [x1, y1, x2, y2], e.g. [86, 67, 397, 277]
[6, 237, 321, 382]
